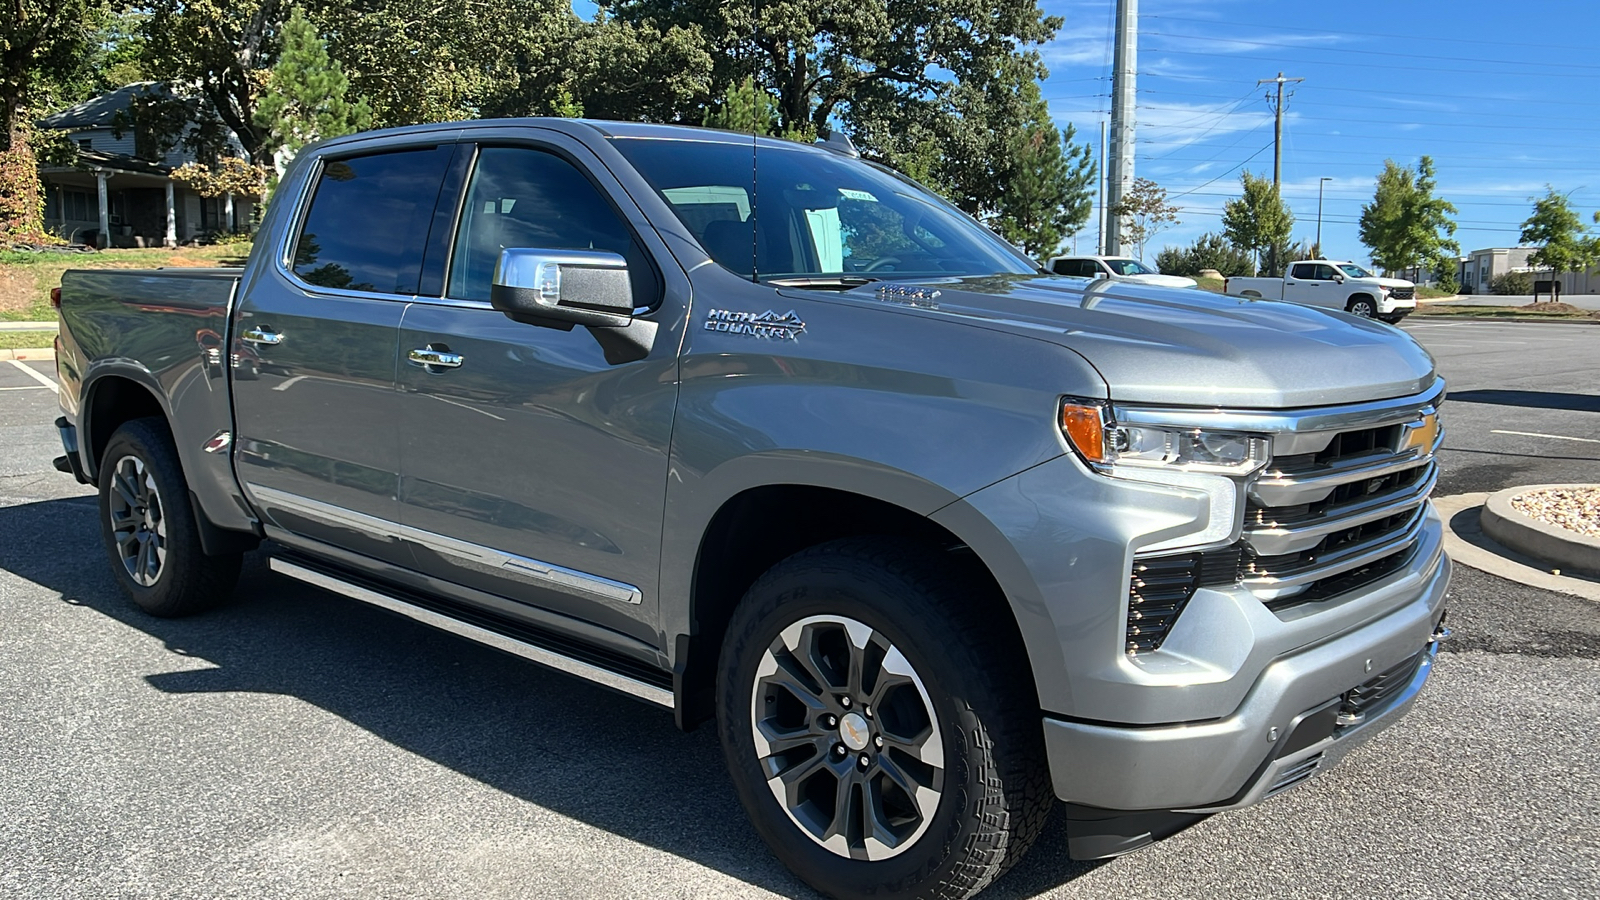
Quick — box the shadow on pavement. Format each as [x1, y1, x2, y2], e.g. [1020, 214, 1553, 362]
[0, 495, 1098, 899]
[1445, 389, 1600, 414]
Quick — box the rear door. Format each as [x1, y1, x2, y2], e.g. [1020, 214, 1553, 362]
[392, 135, 687, 645]
[232, 143, 459, 565]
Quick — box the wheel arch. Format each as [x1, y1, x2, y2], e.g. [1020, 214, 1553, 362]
[672, 482, 1036, 730]
[1346, 292, 1378, 311]
[80, 367, 169, 481]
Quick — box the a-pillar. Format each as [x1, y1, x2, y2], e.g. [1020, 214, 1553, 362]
[165, 181, 178, 248]
[95, 170, 110, 249]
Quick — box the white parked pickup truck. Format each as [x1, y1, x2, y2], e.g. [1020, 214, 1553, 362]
[1227, 261, 1416, 323]
[1048, 255, 1198, 288]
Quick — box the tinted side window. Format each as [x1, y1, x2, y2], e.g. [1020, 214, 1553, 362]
[1314, 264, 1338, 281]
[291, 146, 453, 295]
[447, 147, 657, 307]
[1290, 263, 1315, 280]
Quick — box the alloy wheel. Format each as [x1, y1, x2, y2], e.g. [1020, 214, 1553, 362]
[107, 454, 167, 587]
[750, 615, 944, 861]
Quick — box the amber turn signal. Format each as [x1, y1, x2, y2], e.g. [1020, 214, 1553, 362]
[1060, 402, 1109, 464]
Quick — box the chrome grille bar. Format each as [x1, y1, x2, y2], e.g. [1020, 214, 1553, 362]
[1242, 504, 1430, 599]
[1243, 461, 1436, 557]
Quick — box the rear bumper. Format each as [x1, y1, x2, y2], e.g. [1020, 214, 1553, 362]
[1043, 550, 1450, 814]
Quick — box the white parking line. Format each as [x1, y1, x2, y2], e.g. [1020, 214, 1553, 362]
[0, 385, 51, 391]
[1492, 430, 1600, 444]
[7, 359, 57, 393]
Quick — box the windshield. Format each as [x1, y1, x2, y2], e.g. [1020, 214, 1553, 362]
[1338, 264, 1374, 278]
[1104, 258, 1154, 276]
[610, 137, 1038, 281]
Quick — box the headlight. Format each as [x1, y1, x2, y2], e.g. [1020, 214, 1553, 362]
[1060, 400, 1269, 475]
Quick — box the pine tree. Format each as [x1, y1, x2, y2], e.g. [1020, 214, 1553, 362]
[251, 8, 372, 181]
[1222, 171, 1294, 276]
[1358, 156, 1458, 276]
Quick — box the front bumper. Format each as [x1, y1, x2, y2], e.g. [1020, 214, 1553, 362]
[1043, 549, 1450, 814]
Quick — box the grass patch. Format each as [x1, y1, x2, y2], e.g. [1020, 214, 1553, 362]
[1414, 304, 1597, 320]
[0, 331, 57, 350]
[1194, 276, 1227, 294]
[0, 244, 250, 322]
[1415, 286, 1456, 299]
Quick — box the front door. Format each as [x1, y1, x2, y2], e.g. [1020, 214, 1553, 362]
[232, 144, 456, 565]
[1284, 262, 1339, 308]
[394, 139, 685, 644]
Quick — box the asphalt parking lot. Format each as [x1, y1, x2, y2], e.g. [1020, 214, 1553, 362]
[2, 327, 1598, 900]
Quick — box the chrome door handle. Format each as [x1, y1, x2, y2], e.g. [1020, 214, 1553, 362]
[241, 326, 283, 346]
[409, 346, 463, 369]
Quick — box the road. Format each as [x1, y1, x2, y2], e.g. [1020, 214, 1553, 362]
[1432, 293, 1600, 310]
[2, 327, 1598, 900]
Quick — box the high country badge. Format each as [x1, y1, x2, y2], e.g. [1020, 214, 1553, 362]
[704, 309, 807, 340]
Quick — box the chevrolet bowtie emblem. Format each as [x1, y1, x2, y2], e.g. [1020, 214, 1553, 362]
[1399, 412, 1441, 455]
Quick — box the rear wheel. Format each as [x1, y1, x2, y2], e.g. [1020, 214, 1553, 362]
[1347, 296, 1378, 318]
[718, 537, 1051, 900]
[97, 418, 241, 616]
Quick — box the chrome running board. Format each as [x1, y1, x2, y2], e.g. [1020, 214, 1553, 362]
[268, 557, 674, 709]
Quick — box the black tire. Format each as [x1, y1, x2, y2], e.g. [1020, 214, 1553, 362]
[718, 537, 1051, 900]
[1347, 296, 1377, 318]
[97, 417, 241, 617]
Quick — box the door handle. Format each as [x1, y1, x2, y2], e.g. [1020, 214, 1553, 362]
[409, 345, 464, 370]
[241, 326, 283, 346]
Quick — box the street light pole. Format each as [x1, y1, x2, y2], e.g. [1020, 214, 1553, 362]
[1316, 177, 1333, 258]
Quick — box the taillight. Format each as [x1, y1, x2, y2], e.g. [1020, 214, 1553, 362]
[50, 287, 62, 309]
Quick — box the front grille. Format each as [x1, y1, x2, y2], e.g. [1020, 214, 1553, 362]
[1240, 407, 1440, 610]
[1338, 651, 1425, 726]
[1390, 287, 1416, 301]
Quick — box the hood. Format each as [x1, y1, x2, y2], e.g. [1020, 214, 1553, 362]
[847, 275, 1436, 408]
[1376, 277, 1415, 289]
[1122, 273, 1200, 288]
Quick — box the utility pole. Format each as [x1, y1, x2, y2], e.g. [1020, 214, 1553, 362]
[1105, 0, 1137, 256]
[1257, 71, 1303, 274]
[1316, 176, 1332, 258]
[1097, 120, 1107, 255]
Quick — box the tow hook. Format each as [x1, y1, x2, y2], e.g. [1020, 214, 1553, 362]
[1429, 612, 1452, 646]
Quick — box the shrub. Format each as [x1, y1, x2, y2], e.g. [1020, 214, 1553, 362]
[1156, 233, 1257, 277]
[1491, 271, 1533, 295]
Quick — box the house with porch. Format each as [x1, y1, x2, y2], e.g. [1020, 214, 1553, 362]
[35, 83, 254, 248]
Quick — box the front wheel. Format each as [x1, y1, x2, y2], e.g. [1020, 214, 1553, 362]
[718, 538, 1051, 900]
[97, 418, 241, 617]
[1347, 297, 1378, 318]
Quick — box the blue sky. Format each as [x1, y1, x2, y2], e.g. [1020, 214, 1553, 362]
[1038, 0, 1600, 263]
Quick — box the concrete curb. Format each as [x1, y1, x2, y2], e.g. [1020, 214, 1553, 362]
[1411, 315, 1600, 325]
[1481, 485, 1600, 577]
[0, 347, 55, 361]
[0, 322, 58, 331]
[1433, 493, 1600, 602]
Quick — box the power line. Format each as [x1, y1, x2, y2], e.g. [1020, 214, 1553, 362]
[1140, 14, 1587, 55]
[1141, 30, 1600, 73]
[1142, 46, 1600, 80]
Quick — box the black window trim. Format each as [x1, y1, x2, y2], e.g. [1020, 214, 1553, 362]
[419, 138, 666, 314]
[275, 140, 456, 305]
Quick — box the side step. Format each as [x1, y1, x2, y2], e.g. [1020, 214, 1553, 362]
[268, 557, 674, 709]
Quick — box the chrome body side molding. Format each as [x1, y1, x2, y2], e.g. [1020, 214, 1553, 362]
[268, 557, 673, 708]
[247, 484, 643, 605]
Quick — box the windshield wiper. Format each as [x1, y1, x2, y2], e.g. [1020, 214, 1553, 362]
[763, 275, 880, 290]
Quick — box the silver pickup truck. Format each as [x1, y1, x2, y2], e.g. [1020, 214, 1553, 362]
[51, 120, 1450, 900]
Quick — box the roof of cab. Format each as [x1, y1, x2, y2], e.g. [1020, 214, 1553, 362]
[309, 117, 825, 155]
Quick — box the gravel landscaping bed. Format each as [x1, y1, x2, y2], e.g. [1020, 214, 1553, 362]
[1510, 487, 1600, 538]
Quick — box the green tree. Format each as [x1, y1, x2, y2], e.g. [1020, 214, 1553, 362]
[994, 106, 1096, 258]
[603, 0, 1059, 137]
[1520, 188, 1597, 298]
[1111, 177, 1179, 260]
[702, 76, 782, 135]
[252, 8, 372, 179]
[1358, 156, 1459, 276]
[1222, 171, 1294, 276]
[1156, 233, 1257, 278]
[1, 0, 104, 148]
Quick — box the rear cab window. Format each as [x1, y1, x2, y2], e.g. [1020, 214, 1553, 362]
[289, 146, 455, 295]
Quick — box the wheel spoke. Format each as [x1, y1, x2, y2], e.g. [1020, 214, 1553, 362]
[876, 753, 940, 820]
[756, 718, 824, 758]
[112, 474, 138, 509]
[759, 653, 829, 711]
[772, 744, 832, 808]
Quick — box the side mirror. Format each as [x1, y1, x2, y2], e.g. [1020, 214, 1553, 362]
[490, 248, 657, 364]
